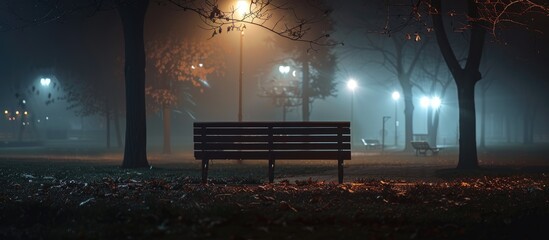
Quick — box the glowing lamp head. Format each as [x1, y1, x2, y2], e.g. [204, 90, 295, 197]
[235, 0, 249, 17]
[40, 78, 51, 87]
[392, 91, 400, 101]
[3, 110, 7, 114]
[278, 65, 290, 74]
[347, 79, 357, 91]
[431, 96, 441, 109]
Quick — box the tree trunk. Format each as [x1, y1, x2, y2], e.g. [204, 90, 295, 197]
[479, 90, 486, 149]
[162, 104, 172, 154]
[523, 108, 536, 144]
[106, 100, 111, 149]
[432, 109, 440, 146]
[118, 0, 149, 168]
[505, 115, 511, 143]
[456, 77, 479, 169]
[301, 58, 310, 121]
[114, 105, 123, 149]
[432, 0, 484, 169]
[402, 84, 414, 151]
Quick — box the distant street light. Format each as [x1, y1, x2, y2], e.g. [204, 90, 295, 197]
[392, 91, 400, 147]
[347, 79, 357, 146]
[278, 65, 290, 74]
[421, 96, 442, 141]
[420, 96, 442, 109]
[40, 77, 51, 87]
[278, 65, 291, 121]
[420, 96, 430, 108]
[431, 96, 441, 109]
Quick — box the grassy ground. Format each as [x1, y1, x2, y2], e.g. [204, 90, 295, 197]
[0, 144, 548, 239]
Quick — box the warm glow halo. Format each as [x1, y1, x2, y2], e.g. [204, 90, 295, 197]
[235, 0, 249, 17]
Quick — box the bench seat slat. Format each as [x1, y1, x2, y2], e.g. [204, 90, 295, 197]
[194, 135, 350, 143]
[195, 143, 351, 150]
[194, 127, 350, 135]
[195, 151, 351, 160]
[194, 121, 350, 128]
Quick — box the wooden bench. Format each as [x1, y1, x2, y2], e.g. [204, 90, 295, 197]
[410, 141, 440, 156]
[194, 122, 351, 184]
[361, 138, 381, 150]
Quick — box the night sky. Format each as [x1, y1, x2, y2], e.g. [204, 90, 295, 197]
[1, 0, 548, 148]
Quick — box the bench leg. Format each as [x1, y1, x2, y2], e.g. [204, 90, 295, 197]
[201, 159, 209, 184]
[268, 159, 275, 183]
[338, 159, 344, 184]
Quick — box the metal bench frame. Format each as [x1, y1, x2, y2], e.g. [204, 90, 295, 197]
[194, 122, 351, 184]
[410, 141, 440, 156]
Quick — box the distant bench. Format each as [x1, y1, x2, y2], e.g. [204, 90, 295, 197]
[194, 122, 351, 184]
[411, 141, 440, 156]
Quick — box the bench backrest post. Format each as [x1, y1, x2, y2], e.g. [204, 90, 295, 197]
[268, 126, 275, 183]
[200, 126, 208, 183]
[337, 125, 344, 184]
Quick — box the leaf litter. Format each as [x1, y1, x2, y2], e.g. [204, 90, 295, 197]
[0, 165, 548, 239]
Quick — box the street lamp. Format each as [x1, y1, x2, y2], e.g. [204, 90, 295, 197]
[40, 77, 51, 87]
[421, 96, 442, 143]
[392, 91, 400, 147]
[347, 79, 357, 146]
[420, 96, 430, 108]
[347, 79, 357, 119]
[420, 96, 441, 109]
[431, 96, 441, 109]
[278, 65, 291, 121]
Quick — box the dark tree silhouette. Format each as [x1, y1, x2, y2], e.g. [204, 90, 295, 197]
[429, 0, 548, 169]
[115, 0, 149, 168]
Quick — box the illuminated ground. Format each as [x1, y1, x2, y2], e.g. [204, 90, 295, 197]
[0, 143, 548, 239]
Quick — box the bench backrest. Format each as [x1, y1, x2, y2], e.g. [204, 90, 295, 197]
[194, 122, 351, 160]
[411, 141, 431, 149]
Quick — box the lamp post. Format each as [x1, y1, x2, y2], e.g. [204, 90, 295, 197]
[382, 116, 391, 152]
[235, 0, 248, 122]
[238, 30, 244, 122]
[392, 91, 400, 147]
[278, 65, 291, 121]
[347, 79, 357, 146]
